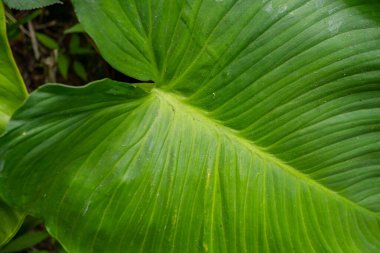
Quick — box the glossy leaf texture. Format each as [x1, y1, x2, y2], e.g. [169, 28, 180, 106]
[0, 1, 27, 247]
[1, 0, 380, 252]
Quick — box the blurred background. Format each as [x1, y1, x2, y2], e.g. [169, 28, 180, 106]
[6, 1, 137, 92]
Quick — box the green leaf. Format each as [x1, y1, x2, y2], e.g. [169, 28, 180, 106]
[73, 61, 87, 81]
[64, 23, 85, 34]
[0, 4, 27, 133]
[0, 200, 23, 248]
[6, 10, 42, 41]
[0, 1, 26, 247]
[0, 231, 49, 253]
[35, 32, 59, 50]
[68, 35, 94, 55]
[6, 9, 42, 28]
[3, 0, 62, 10]
[2, 0, 380, 252]
[16, 216, 42, 236]
[57, 53, 69, 80]
[68, 34, 80, 54]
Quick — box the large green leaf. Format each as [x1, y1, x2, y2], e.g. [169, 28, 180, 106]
[0, 1, 27, 247]
[1, 0, 380, 252]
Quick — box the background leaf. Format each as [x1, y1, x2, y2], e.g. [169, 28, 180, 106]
[57, 53, 69, 80]
[2, 0, 62, 10]
[63, 23, 84, 34]
[1, 0, 380, 252]
[0, 231, 49, 253]
[0, 200, 23, 248]
[35, 32, 59, 50]
[73, 61, 87, 81]
[0, 1, 27, 247]
[5, 9, 41, 41]
[68, 35, 94, 55]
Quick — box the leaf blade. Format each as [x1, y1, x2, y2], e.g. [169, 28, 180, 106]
[0, 1, 27, 247]
[0, 79, 379, 252]
[1, 0, 380, 252]
[73, 0, 380, 214]
[0, 2, 27, 132]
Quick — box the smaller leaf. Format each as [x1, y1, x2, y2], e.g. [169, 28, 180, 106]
[3, 0, 62, 10]
[68, 34, 93, 55]
[73, 60, 87, 81]
[7, 10, 41, 27]
[0, 200, 23, 248]
[68, 34, 80, 53]
[35, 32, 58, 50]
[6, 27, 19, 41]
[64, 23, 84, 34]
[6, 10, 41, 40]
[0, 231, 49, 253]
[16, 216, 42, 236]
[57, 53, 69, 79]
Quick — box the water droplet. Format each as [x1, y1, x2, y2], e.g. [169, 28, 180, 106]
[328, 17, 343, 34]
[278, 5, 288, 14]
[82, 200, 91, 216]
[264, 1, 273, 13]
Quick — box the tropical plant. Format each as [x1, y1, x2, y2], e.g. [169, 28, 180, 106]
[1, 0, 380, 252]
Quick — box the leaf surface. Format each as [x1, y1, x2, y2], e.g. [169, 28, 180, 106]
[1, 0, 380, 252]
[0, 2, 27, 133]
[0, 1, 27, 247]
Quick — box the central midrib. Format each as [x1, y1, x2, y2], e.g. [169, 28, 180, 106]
[152, 88, 380, 220]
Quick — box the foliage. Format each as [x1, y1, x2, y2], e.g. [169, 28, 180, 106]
[1, 0, 380, 252]
[0, 216, 65, 253]
[5, 6, 98, 88]
[0, 1, 26, 247]
[3, 0, 61, 10]
[0, 231, 49, 253]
